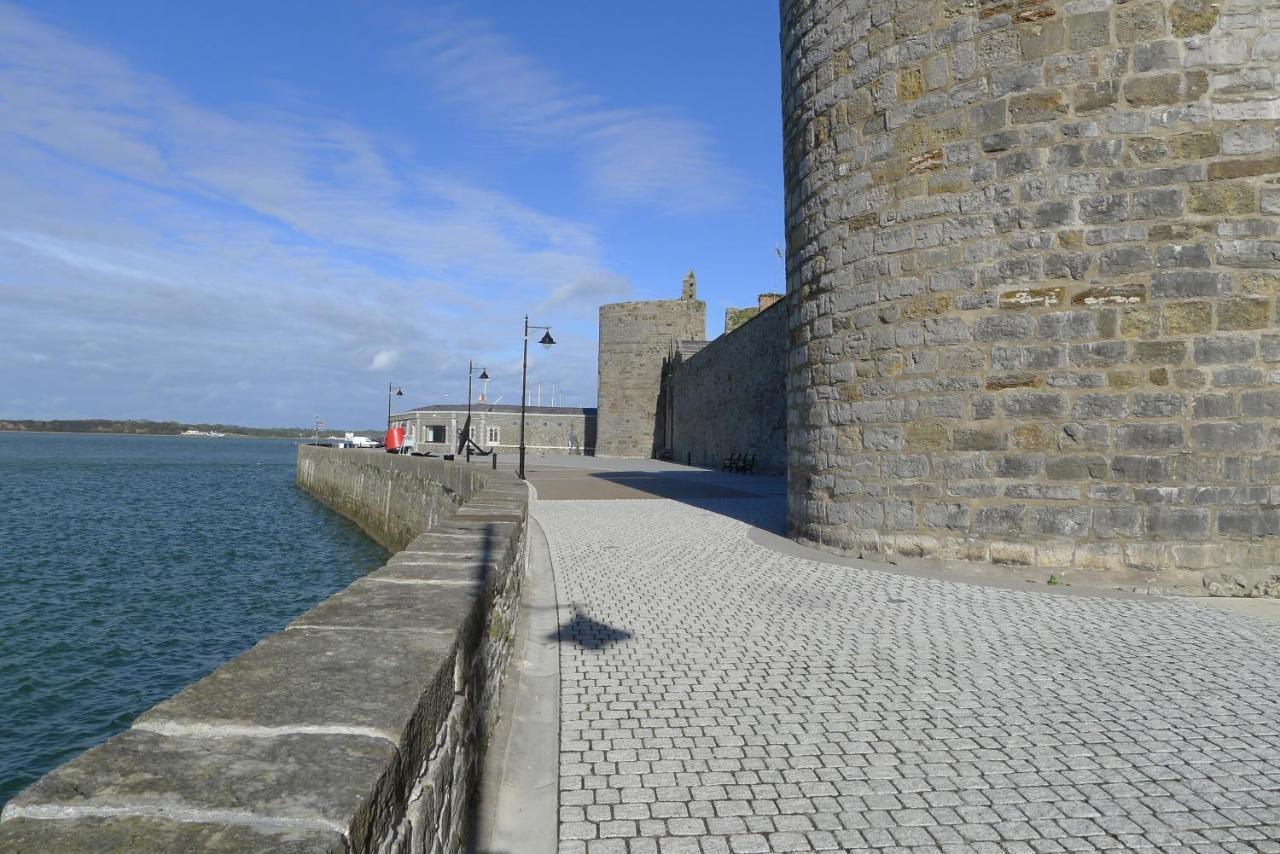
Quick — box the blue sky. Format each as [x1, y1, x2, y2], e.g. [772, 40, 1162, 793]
[0, 2, 783, 428]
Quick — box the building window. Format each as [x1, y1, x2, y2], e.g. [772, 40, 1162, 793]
[426, 425, 446, 443]
[487, 426, 500, 444]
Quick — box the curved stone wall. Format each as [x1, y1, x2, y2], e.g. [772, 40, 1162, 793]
[782, 0, 1280, 592]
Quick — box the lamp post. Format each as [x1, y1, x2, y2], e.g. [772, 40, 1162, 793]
[386, 382, 403, 432]
[519, 315, 555, 480]
[464, 361, 489, 458]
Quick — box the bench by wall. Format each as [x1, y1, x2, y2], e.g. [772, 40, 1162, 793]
[0, 447, 529, 853]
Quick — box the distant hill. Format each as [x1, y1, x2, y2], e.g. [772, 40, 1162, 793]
[0, 419, 379, 440]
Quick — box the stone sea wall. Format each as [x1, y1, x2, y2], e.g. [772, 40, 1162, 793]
[296, 446, 490, 552]
[782, 0, 1280, 593]
[0, 447, 528, 852]
[666, 299, 789, 474]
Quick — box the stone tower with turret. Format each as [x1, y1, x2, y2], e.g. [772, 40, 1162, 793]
[597, 272, 706, 458]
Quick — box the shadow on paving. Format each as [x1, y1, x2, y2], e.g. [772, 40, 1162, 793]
[587, 470, 787, 534]
[550, 606, 632, 650]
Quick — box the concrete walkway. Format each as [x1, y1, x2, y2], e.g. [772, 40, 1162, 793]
[487, 457, 1280, 852]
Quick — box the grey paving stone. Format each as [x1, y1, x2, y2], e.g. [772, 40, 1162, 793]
[541, 499, 1280, 852]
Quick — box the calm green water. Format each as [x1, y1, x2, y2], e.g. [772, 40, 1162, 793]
[0, 433, 387, 805]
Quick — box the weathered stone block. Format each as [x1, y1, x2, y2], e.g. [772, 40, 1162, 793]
[1073, 80, 1118, 113]
[975, 314, 1035, 341]
[1067, 12, 1111, 49]
[1046, 455, 1108, 480]
[1079, 193, 1129, 224]
[1092, 506, 1143, 538]
[1191, 421, 1264, 451]
[1010, 90, 1067, 124]
[1188, 182, 1257, 215]
[1193, 394, 1237, 418]
[1099, 245, 1154, 276]
[1131, 393, 1185, 418]
[1036, 311, 1098, 340]
[1116, 423, 1185, 451]
[1194, 335, 1256, 365]
[1133, 341, 1187, 365]
[1070, 341, 1129, 367]
[1163, 302, 1212, 335]
[1116, 2, 1167, 42]
[952, 428, 1008, 451]
[972, 505, 1026, 534]
[994, 454, 1044, 478]
[1151, 271, 1229, 299]
[923, 502, 970, 529]
[1218, 508, 1280, 538]
[861, 425, 905, 451]
[1072, 394, 1128, 420]
[1217, 298, 1271, 330]
[1170, 0, 1218, 36]
[1147, 507, 1211, 540]
[1030, 506, 1091, 537]
[1212, 367, 1263, 388]
[1002, 391, 1065, 418]
[1110, 455, 1170, 482]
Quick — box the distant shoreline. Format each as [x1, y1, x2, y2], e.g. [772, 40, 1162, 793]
[0, 420, 378, 441]
[0, 429, 305, 440]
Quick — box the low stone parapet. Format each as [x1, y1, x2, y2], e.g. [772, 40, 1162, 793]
[0, 448, 528, 853]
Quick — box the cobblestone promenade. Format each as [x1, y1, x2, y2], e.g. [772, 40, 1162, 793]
[534, 497, 1280, 853]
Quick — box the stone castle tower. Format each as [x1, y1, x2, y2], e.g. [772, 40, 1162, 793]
[781, 0, 1280, 590]
[597, 272, 706, 458]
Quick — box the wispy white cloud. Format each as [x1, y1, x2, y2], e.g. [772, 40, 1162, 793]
[397, 10, 740, 213]
[0, 2, 628, 425]
[368, 350, 400, 372]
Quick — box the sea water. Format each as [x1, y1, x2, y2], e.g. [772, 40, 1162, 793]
[0, 432, 387, 805]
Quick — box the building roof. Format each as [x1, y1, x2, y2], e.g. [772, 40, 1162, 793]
[404, 403, 597, 417]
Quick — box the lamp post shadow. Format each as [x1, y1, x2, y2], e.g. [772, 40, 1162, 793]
[547, 605, 632, 651]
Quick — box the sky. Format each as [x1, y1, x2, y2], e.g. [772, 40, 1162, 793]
[0, 1, 784, 428]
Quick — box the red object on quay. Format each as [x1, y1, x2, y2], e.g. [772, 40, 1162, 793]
[384, 426, 404, 452]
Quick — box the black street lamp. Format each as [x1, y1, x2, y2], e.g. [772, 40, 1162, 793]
[386, 382, 403, 432]
[518, 315, 555, 480]
[463, 361, 489, 457]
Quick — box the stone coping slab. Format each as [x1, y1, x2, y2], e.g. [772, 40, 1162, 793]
[134, 626, 456, 739]
[3, 729, 394, 834]
[0, 816, 341, 854]
[368, 558, 503, 595]
[291, 576, 480, 635]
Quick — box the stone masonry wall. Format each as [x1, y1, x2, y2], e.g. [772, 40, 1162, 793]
[667, 298, 789, 474]
[296, 446, 488, 551]
[0, 448, 528, 852]
[782, 0, 1280, 594]
[598, 293, 706, 458]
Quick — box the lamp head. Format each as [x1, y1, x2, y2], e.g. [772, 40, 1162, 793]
[538, 330, 556, 349]
[395, 388, 403, 396]
[479, 369, 489, 381]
